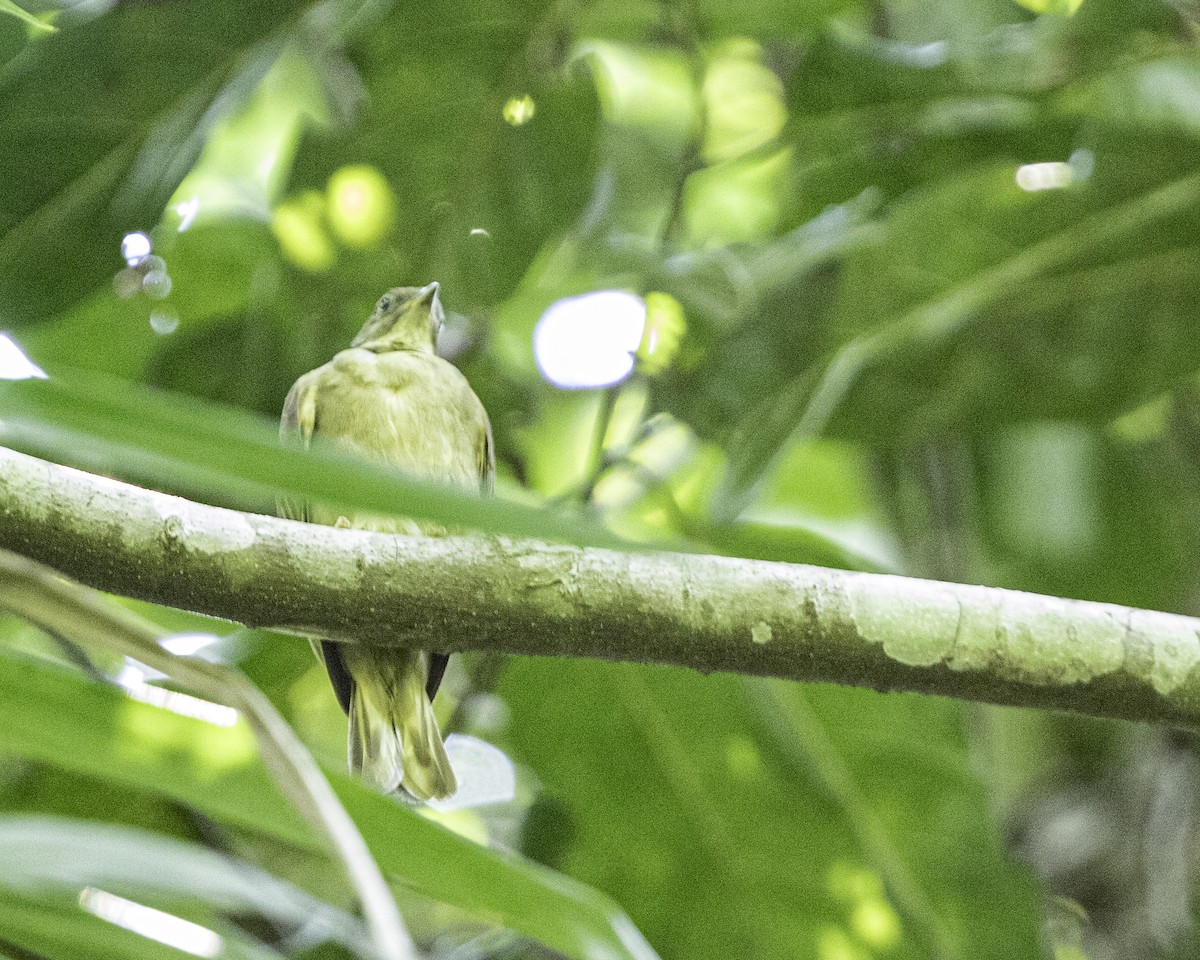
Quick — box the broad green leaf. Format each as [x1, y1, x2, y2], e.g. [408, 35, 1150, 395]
[500, 658, 1044, 960]
[711, 162, 1200, 519]
[667, 20, 1200, 518]
[648, 194, 878, 443]
[0, 648, 660, 960]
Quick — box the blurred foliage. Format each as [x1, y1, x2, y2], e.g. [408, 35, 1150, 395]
[4, 0, 1200, 957]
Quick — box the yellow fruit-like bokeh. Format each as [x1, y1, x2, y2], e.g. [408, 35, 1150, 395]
[271, 190, 336, 273]
[326, 164, 397, 249]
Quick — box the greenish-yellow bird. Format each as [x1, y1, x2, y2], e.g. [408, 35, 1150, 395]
[279, 282, 493, 801]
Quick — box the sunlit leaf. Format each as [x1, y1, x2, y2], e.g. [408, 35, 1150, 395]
[0, 0, 52, 32]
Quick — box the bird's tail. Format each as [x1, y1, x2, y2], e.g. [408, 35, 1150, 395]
[345, 648, 457, 801]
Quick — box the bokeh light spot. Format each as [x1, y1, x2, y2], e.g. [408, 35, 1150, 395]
[141, 256, 172, 299]
[1016, 161, 1073, 191]
[159, 633, 221, 656]
[113, 268, 141, 299]
[534, 291, 646, 389]
[121, 232, 152, 267]
[326, 165, 396, 249]
[271, 190, 336, 272]
[426, 734, 517, 812]
[503, 94, 536, 126]
[174, 197, 200, 232]
[0, 335, 47, 380]
[1069, 148, 1095, 180]
[851, 897, 902, 949]
[150, 310, 180, 336]
[725, 735, 763, 780]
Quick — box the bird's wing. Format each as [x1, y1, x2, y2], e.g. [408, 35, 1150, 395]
[277, 370, 320, 523]
[279, 368, 358, 713]
[429, 393, 494, 702]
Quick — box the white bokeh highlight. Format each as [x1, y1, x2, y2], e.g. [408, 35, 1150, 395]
[80, 888, 222, 958]
[116, 663, 238, 728]
[1016, 161, 1073, 192]
[121, 231, 152, 266]
[174, 197, 200, 232]
[159, 633, 222, 657]
[0, 335, 47, 380]
[534, 290, 646, 389]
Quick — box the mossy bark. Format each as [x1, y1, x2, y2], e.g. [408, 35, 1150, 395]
[4, 446, 1200, 730]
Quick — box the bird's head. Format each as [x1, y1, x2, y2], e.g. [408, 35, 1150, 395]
[351, 282, 444, 353]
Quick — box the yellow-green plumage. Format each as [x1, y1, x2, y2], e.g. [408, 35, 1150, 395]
[279, 282, 493, 800]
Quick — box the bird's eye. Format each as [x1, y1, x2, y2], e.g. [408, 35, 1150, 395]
[379, 295, 392, 312]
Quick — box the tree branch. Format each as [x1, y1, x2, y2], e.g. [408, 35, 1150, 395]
[3, 445, 1200, 731]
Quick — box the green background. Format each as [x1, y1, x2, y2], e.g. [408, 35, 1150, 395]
[3, 0, 1200, 957]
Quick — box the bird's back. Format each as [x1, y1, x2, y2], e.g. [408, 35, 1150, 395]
[304, 347, 489, 531]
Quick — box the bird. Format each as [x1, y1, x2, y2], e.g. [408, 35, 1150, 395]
[279, 282, 493, 800]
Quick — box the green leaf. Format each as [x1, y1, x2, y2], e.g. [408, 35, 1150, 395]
[500, 658, 1044, 960]
[0, 648, 660, 960]
[0, 814, 368, 954]
[748, 681, 1044, 958]
[0, 888, 210, 960]
[0, 0, 313, 328]
[711, 162, 1200, 519]
[0, 370, 628, 549]
[648, 193, 879, 444]
[687, 23, 1200, 519]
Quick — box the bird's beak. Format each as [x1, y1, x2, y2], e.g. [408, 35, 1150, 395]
[417, 281, 440, 305]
